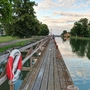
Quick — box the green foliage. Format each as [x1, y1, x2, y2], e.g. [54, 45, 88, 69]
[38, 24, 49, 35]
[70, 18, 90, 37]
[0, 0, 49, 38]
[61, 30, 67, 36]
[0, 0, 12, 23]
[0, 40, 29, 52]
[0, 36, 18, 43]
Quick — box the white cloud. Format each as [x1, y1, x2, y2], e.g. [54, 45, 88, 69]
[33, 0, 90, 34]
[53, 11, 90, 17]
[36, 0, 90, 11]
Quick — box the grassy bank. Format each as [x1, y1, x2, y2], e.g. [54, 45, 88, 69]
[70, 36, 90, 40]
[0, 36, 18, 43]
[0, 40, 30, 52]
[0, 36, 45, 53]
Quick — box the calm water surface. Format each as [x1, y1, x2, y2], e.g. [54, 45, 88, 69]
[56, 37, 90, 90]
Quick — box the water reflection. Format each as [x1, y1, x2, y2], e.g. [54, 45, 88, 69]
[70, 38, 90, 60]
[56, 37, 90, 90]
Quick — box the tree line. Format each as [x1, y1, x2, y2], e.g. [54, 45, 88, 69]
[0, 0, 49, 38]
[70, 18, 90, 37]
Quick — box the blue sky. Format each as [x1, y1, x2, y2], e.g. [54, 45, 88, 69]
[31, 0, 90, 34]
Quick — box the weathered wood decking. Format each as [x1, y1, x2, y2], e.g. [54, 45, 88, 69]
[19, 40, 73, 90]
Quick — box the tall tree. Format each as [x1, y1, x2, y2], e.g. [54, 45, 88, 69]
[70, 18, 89, 37]
[6, 0, 37, 38]
[38, 24, 49, 35]
[0, 0, 49, 38]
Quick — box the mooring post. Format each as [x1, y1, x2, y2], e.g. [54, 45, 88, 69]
[10, 82, 14, 90]
[30, 57, 32, 67]
[67, 85, 79, 90]
[30, 47, 33, 67]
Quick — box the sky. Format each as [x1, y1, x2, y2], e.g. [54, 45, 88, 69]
[31, 0, 90, 35]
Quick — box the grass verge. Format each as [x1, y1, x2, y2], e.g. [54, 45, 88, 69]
[70, 36, 90, 40]
[0, 36, 18, 43]
[0, 36, 44, 53]
[0, 40, 29, 52]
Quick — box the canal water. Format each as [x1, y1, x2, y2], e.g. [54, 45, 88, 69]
[56, 37, 90, 90]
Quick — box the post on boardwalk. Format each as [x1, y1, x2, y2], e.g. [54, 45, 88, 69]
[10, 82, 14, 90]
[30, 57, 32, 67]
[52, 34, 55, 42]
[50, 33, 52, 41]
[30, 47, 33, 68]
[67, 85, 79, 90]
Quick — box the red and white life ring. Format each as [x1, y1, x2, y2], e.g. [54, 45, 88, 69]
[6, 49, 22, 82]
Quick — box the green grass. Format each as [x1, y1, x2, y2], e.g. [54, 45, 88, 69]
[70, 36, 90, 40]
[0, 40, 31, 52]
[0, 36, 18, 43]
[0, 36, 44, 52]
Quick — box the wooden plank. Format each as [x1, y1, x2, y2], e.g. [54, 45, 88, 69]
[22, 39, 48, 64]
[56, 48, 73, 89]
[61, 82, 67, 89]
[53, 46, 61, 90]
[31, 41, 51, 90]
[0, 53, 9, 63]
[19, 44, 47, 90]
[32, 50, 48, 90]
[48, 42, 54, 90]
[0, 75, 7, 85]
[19, 41, 50, 90]
[40, 48, 51, 90]
[22, 67, 31, 71]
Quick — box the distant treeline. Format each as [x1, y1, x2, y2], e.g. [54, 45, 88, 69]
[61, 18, 90, 38]
[0, 0, 49, 38]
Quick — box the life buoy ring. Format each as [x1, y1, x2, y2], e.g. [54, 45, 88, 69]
[6, 49, 22, 82]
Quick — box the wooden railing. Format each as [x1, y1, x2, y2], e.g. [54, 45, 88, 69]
[0, 36, 49, 85]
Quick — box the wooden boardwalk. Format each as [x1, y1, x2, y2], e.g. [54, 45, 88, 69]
[19, 40, 73, 90]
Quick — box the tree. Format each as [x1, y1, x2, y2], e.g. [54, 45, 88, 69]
[60, 30, 67, 36]
[38, 24, 49, 35]
[70, 18, 89, 37]
[5, 0, 37, 38]
[79, 18, 88, 37]
[0, 0, 49, 38]
[0, 0, 12, 35]
[70, 22, 82, 36]
[0, 0, 12, 23]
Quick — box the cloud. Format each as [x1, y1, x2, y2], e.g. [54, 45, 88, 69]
[36, 0, 90, 11]
[33, 0, 90, 34]
[53, 11, 90, 17]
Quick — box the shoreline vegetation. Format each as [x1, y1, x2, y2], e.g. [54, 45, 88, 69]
[70, 36, 90, 40]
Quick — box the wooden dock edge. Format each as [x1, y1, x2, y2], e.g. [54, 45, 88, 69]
[56, 47, 74, 85]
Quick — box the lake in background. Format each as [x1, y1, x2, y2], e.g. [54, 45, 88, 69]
[56, 37, 90, 90]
